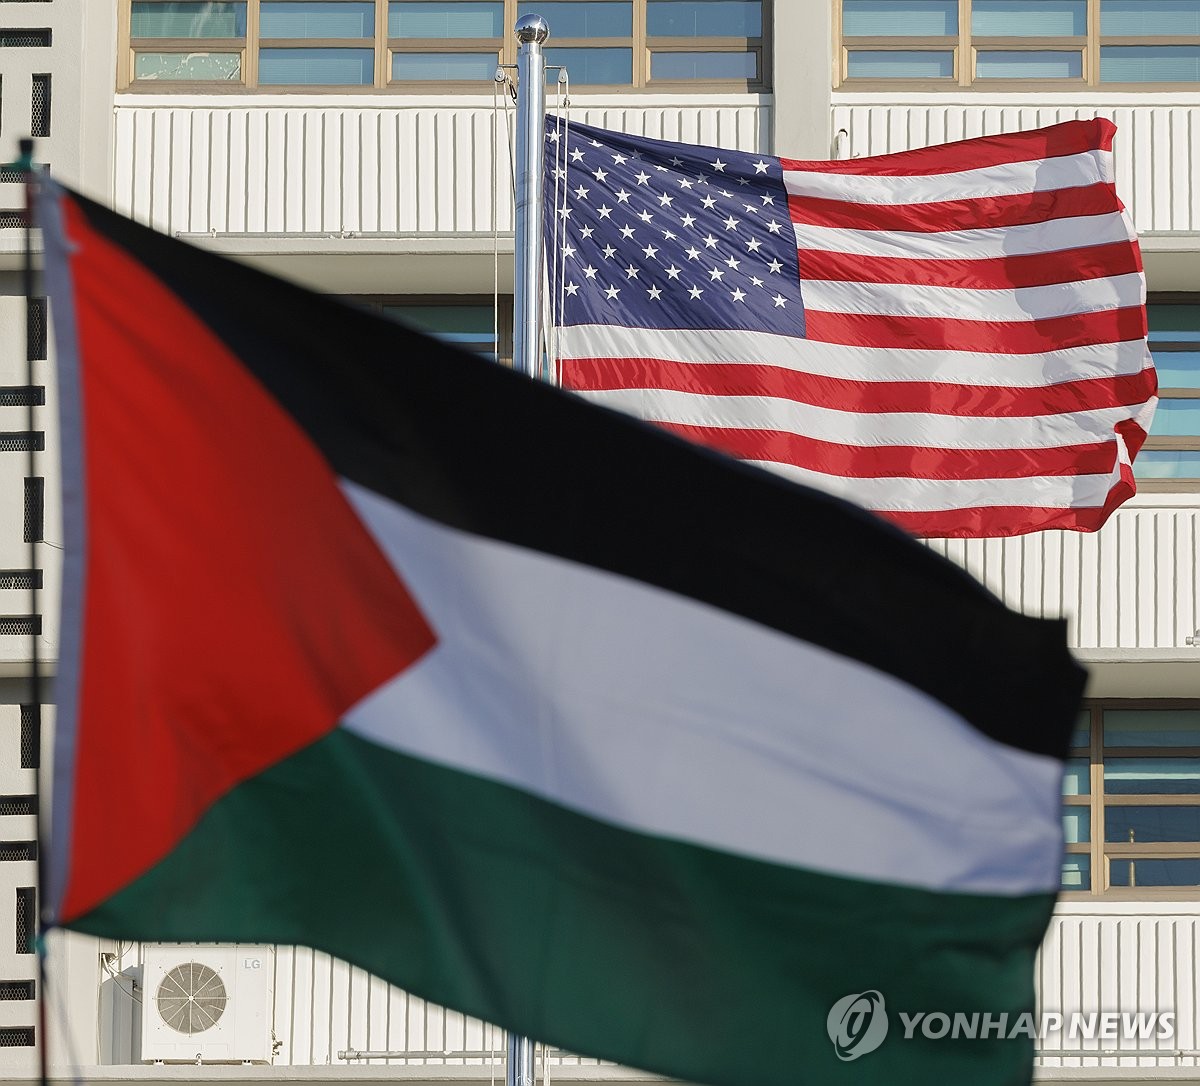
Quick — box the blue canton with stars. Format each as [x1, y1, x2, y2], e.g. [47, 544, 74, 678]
[544, 119, 805, 337]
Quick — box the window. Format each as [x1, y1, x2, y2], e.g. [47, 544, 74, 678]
[372, 297, 511, 362]
[1062, 702, 1200, 896]
[123, 0, 767, 89]
[838, 0, 1200, 87]
[1136, 300, 1200, 491]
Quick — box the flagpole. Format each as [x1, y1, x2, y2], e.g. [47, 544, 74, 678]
[508, 13, 549, 1086]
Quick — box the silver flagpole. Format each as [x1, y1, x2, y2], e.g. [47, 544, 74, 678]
[512, 12, 549, 381]
[508, 13, 549, 1086]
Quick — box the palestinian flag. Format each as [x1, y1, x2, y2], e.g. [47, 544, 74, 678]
[41, 179, 1085, 1086]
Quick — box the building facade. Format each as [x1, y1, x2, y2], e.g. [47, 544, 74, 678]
[0, 0, 1198, 1081]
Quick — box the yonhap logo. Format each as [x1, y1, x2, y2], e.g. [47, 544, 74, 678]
[826, 990, 889, 1061]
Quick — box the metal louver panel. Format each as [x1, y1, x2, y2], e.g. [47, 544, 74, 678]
[157, 962, 228, 1035]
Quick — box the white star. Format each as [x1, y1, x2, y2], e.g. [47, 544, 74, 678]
[615, 188, 631, 204]
[573, 184, 589, 199]
[657, 192, 674, 207]
[642, 244, 659, 259]
[570, 148, 585, 162]
[548, 130, 560, 143]
[701, 195, 718, 210]
[725, 255, 741, 270]
[745, 237, 762, 252]
[619, 225, 635, 239]
[557, 207, 573, 219]
[602, 245, 618, 259]
[665, 264, 682, 279]
[753, 160, 769, 174]
[635, 171, 651, 185]
[749, 275, 764, 287]
[661, 229, 677, 240]
[597, 205, 613, 219]
[694, 174, 708, 186]
[562, 244, 575, 258]
[685, 246, 701, 260]
[708, 267, 725, 281]
[580, 225, 595, 239]
[736, 177, 749, 186]
[583, 265, 598, 279]
[703, 234, 719, 249]
[653, 164, 668, 172]
[637, 209, 654, 223]
[761, 194, 775, 206]
[593, 167, 608, 182]
[647, 285, 662, 300]
[766, 220, 784, 234]
[719, 189, 733, 199]
[772, 294, 787, 307]
[743, 203, 759, 214]
[767, 258, 783, 273]
[688, 285, 704, 299]
[552, 167, 566, 180]
[564, 282, 579, 296]
[678, 177, 694, 189]
[625, 264, 640, 279]
[723, 215, 740, 231]
[711, 158, 726, 172]
[590, 139, 602, 147]
[680, 213, 697, 228]
[730, 288, 747, 302]
[612, 152, 627, 164]
[604, 285, 620, 299]
[670, 156, 684, 166]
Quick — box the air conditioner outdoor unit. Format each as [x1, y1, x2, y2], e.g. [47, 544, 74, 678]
[140, 944, 272, 1064]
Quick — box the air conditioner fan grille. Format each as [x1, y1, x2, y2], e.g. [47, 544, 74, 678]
[156, 962, 228, 1035]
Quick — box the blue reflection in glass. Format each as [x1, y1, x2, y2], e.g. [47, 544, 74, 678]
[543, 46, 632, 83]
[131, 2, 247, 38]
[1148, 399, 1200, 437]
[652, 50, 756, 78]
[261, 2, 375, 37]
[647, 1, 762, 36]
[259, 47, 375, 82]
[1135, 451, 1200, 479]
[1101, 45, 1200, 81]
[973, 0, 1086, 36]
[1152, 353, 1200, 388]
[847, 50, 954, 77]
[1110, 858, 1200, 887]
[976, 50, 1082, 77]
[388, 2, 504, 38]
[842, 0, 957, 36]
[1060, 855, 1090, 890]
[517, 2, 632, 37]
[1105, 758, 1200, 795]
[1102, 0, 1200, 36]
[1148, 305, 1200, 342]
[392, 51, 496, 78]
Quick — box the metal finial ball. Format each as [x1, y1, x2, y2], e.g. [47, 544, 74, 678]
[515, 13, 550, 43]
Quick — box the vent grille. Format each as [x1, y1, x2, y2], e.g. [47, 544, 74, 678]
[0, 617, 41, 636]
[0, 1027, 34, 1047]
[23, 478, 43, 543]
[20, 706, 38, 769]
[0, 433, 43, 453]
[27, 297, 45, 360]
[157, 962, 228, 1035]
[0, 386, 44, 407]
[0, 571, 41, 591]
[0, 842, 36, 862]
[0, 30, 50, 46]
[14, 888, 34, 954]
[0, 165, 47, 184]
[0, 796, 35, 817]
[30, 74, 49, 137]
[0, 211, 28, 229]
[0, 981, 34, 1001]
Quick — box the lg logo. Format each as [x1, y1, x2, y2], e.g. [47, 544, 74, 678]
[826, 990, 888, 1061]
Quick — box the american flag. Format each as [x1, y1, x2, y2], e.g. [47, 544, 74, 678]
[544, 119, 1157, 538]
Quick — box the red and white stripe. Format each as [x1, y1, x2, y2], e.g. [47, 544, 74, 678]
[558, 120, 1157, 539]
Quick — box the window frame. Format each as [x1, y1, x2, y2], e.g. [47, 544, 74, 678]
[120, 0, 770, 92]
[835, 0, 1200, 90]
[1060, 699, 1200, 900]
[1137, 294, 1200, 494]
[356, 294, 514, 365]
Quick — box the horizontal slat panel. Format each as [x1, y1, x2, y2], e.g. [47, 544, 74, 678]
[925, 504, 1200, 650]
[112, 99, 771, 236]
[831, 96, 1200, 235]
